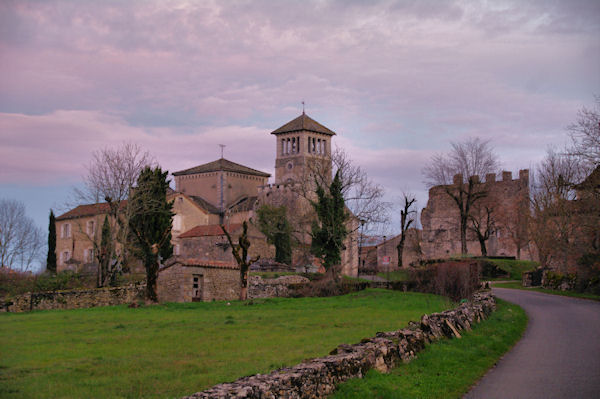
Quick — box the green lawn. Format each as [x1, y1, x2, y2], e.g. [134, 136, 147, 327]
[0, 289, 451, 399]
[377, 270, 410, 281]
[332, 299, 527, 399]
[493, 281, 600, 301]
[485, 259, 538, 280]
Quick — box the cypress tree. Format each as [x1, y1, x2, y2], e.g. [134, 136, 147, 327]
[129, 167, 173, 302]
[46, 210, 57, 274]
[310, 170, 349, 272]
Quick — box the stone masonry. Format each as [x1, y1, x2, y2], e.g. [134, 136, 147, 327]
[421, 170, 531, 259]
[182, 291, 496, 399]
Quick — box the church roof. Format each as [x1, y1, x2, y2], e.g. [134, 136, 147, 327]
[172, 158, 270, 178]
[271, 112, 336, 136]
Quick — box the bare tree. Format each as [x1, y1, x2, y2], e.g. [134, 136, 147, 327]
[221, 221, 259, 301]
[73, 142, 155, 286]
[468, 204, 495, 257]
[423, 138, 500, 254]
[0, 199, 44, 271]
[396, 193, 416, 267]
[299, 146, 389, 231]
[529, 148, 584, 271]
[567, 95, 600, 168]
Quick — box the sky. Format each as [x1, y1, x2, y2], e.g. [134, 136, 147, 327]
[1, 0, 599, 263]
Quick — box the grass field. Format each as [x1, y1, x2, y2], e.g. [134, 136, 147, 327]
[493, 281, 600, 301]
[485, 259, 538, 280]
[0, 289, 451, 399]
[332, 299, 527, 399]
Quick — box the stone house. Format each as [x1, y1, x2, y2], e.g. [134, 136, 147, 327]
[420, 170, 531, 260]
[358, 229, 423, 274]
[55, 202, 120, 274]
[157, 259, 240, 302]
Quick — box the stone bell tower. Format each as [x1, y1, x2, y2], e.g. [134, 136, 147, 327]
[270, 111, 336, 185]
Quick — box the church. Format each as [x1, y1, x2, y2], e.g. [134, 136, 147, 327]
[54, 112, 359, 296]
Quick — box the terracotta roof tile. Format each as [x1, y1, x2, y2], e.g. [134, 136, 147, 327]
[172, 158, 270, 177]
[56, 201, 128, 221]
[178, 223, 243, 238]
[163, 257, 239, 270]
[271, 113, 336, 136]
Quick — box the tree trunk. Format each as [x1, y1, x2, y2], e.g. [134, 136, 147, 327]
[145, 258, 159, 303]
[479, 237, 487, 257]
[396, 235, 406, 268]
[460, 214, 468, 255]
[240, 269, 248, 301]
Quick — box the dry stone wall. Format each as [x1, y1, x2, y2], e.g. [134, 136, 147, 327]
[248, 275, 310, 299]
[183, 291, 496, 399]
[2, 284, 145, 313]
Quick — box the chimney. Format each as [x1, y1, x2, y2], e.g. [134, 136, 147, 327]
[453, 174, 463, 185]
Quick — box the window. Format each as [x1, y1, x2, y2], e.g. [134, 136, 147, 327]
[61, 223, 71, 238]
[87, 220, 95, 236]
[174, 244, 180, 256]
[84, 248, 94, 263]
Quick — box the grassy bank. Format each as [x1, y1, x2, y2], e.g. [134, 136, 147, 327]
[493, 281, 600, 301]
[332, 299, 527, 399]
[0, 289, 451, 399]
[485, 259, 537, 280]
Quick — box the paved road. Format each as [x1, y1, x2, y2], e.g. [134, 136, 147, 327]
[464, 288, 600, 399]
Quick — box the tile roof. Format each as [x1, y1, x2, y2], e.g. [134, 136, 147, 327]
[178, 223, 243, 238]
[56, 201, 128, 221]
[172, 158, 271, 178]
[189, 195, 221, 214]
[271, 112, 336, 136]
[163, 257, 239, 270]
[227, 196, 258, 213]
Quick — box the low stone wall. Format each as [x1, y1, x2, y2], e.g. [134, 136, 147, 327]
[2, 284, 145, 313]
[183, 291, 496, 399]
[248, 275, 310, 299]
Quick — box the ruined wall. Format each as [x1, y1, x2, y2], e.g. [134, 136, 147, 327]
[2, 284, 145, 313]
[183, 291, 496, 399]
[248, 275, 310, 299]
[421, 170, 531, 260]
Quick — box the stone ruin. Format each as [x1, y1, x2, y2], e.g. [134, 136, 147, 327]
[182, 291, 496, 399]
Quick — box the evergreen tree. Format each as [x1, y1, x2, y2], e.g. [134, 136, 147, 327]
[310, 170, 349, 272]
[256, 205, 293, 265]
[46, 210, 56, 274]
[128, 167, 173, 302]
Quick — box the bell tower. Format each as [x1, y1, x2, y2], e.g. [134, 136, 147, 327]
[270, 112, 336, 185]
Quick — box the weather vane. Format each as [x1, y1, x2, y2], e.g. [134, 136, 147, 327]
[219, 144, 226, 159]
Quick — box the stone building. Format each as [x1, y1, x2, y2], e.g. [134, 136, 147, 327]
[420, 170, 531, 259]
[358, 229, 423, 274]
[55, 202, 119, 274]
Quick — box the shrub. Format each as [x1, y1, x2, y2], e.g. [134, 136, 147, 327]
[408, 261, 480, 301]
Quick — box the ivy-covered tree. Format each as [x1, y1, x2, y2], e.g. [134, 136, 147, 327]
[256, 204, 293, 265]
[97, 215, 113, 287]
[128, 167, 173, 302]
[46, 210, 56, 274]
[310, 170, 349, 274]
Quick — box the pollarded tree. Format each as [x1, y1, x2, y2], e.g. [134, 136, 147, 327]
[468, 204, 496, 257]
[396, 193, 416, 268]
[423, 138, 500, 255]
[256, 205, 292, 265]
[310, 170, 349, 275]
[128, 167, 173, 302]
[221, 221, 260, 301]
[46, 210, 56, 274]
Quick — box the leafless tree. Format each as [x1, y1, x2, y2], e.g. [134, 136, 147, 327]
[396, 193, 416, 267]
[72, 142, 155, 286]
[299, 146, 389, 232]
[529, 148, 584, 271]
[567, 95, 600, 168]
[0, 199, 44, 271]
[221, 221, 259, 301]
[423, 137, 500, 254]
[468, 204, 496, 257]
